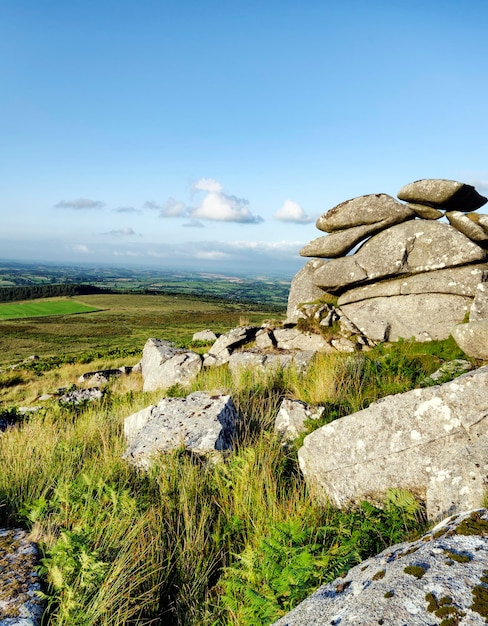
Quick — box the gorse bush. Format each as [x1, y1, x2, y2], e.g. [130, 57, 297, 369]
[0, 337, 463, 625]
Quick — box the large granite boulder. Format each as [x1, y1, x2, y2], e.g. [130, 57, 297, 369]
[398, 178, 488, 211]
[273, 509, 488, 626]
[123, 392, 240, 469]
[298, 365, 488, 521]
[0, 528, 45, 624]
[286, 259, 327, 323]
[313, 220, 487, 293]
[315, 194, 414, 233]
[141, 338, 202, 392]
[451, 320, 488, 360]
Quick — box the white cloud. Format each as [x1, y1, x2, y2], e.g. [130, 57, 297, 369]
[102, 227, 136, 237]
[55, 198, 105, 210]
[155, 178, 263, 224]
[274, 200, 314, 224]
[191, 183, 263, 224]
[192, 178, 223, 193]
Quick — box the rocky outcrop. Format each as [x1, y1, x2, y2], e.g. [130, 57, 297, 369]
[123, 392, 240, 469]
[273, 509, 488, 626]
[298, 365, 488, 522]
[0, 528, 45, 624]
[141, 338, 202, 392]
[290, 178, 488, 343]
[203, 326, 259, 367]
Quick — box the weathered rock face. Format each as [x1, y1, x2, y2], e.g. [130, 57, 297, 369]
[141, 338, 202, 392]
[313, 220, 486, 293]
[228, 350, 316, 376]
[272, 509, 488, 626]
[451, 320, 488, 360]
[289, 178, 488, 345]
[123, 392, 240, 469]
[286, 260, 326, 324]
[315, 193, 414, 232]
[338, 265, 488, 305]
[298, 365, 488, 522]
[0, 528, 45, 624]
[398, 178, 488, 211]
[274, 399, 323, 441]
[340, 293, 472, 341]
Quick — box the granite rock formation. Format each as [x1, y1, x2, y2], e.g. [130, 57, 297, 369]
[290, 178, 488, 345]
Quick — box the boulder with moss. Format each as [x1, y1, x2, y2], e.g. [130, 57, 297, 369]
[273, 509, 488, 626]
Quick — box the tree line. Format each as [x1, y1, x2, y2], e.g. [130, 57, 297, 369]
[0, 283, 113, 302]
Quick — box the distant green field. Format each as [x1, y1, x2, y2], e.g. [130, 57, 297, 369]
[0, 299, 100, 320]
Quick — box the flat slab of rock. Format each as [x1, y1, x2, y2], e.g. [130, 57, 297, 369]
[123, 392, 240, 469]
[406, 202, 444, 219]
[338, 264, 488, 305]
[447, 210, 488, 243]
[273, 509, 488, 626]
[451, 320, 488, 360]
[228, 350, 316, 376]
[315, 194, 414, 233]
[398, 178, 488, 211]
[300, 221, 397, 258]
[313, 220, 486, 293]
[141, 338, 202, 391]
[0, 529, 45, 624]
[298, 366, 488, 521]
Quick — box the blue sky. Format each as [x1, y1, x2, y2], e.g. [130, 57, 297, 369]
[1, 0, 487, 277]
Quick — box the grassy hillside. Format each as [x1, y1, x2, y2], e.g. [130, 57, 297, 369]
[0, 291, 481, 625]
[0, 293, 281, 367]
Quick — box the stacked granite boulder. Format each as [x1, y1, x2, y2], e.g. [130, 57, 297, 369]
[289, 179, 488, 343]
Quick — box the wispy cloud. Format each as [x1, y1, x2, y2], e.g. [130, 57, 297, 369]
[113, 206, 142, 214]
[102, 227, 137, 237]
[274, 200, 314, 224]
[73, 244, 91, 253]
[143, 200, 161, 210]
[55, 198, 105, 210]
[160, 197, 188, 217]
